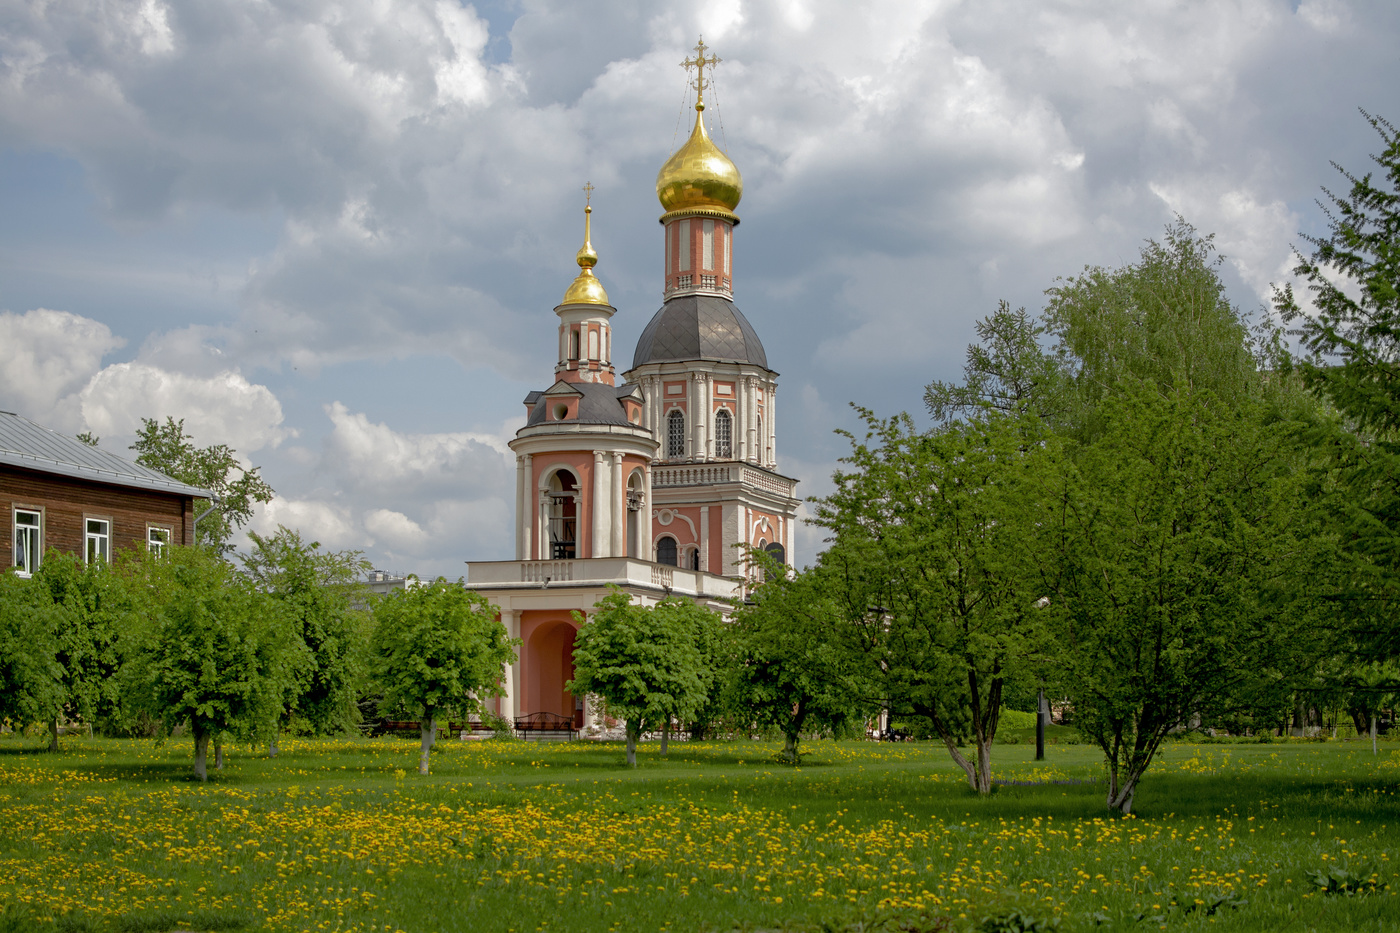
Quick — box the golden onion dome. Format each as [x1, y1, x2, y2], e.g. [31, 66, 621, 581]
[560, 205, 611, 306]
[655, 104, 742, 223]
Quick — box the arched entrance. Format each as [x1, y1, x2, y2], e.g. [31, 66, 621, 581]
[525, 619, 583, 727]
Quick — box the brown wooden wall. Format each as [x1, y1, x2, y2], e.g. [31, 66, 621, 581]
[2, 465, 195, 568]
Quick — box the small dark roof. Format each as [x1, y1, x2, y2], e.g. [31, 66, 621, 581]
[524, 382, 640, 428]
[0, 410, 215, 499]
[631, 295, 769, 370]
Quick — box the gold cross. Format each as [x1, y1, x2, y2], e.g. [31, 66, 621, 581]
[681, 36, 720, 108]
[582, 181, 594, 207]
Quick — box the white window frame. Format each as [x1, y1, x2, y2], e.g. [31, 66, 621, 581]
[147, 525, 171, 558]
[13, 508, 41, 576]
[85, 517, 111, 564]
[667, 408, 686, 459]
[714, 407, 733, 459]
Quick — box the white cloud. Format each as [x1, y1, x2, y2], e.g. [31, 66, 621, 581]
[0, 308, 124, 428]
[79, 363, 294, 453]
[364, 507, 426, 551]
[322, 401, 514, 491]
[251, 497, 360, 551]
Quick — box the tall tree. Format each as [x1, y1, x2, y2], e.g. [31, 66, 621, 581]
[728, 552, 867, 763]
[814, 410, 1060, 793]
[127, 547, 300, 780]
[367, 578, 515, 775]
[130, 416, 274, 554]
[0, 571, 64, 745]
[1276, 111, 1400, 656]
[925, 301, 1069, 425]
[567, 588, 709, 767]
[242, 527, 370, 745]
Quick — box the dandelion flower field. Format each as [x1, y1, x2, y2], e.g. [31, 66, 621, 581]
[2, 736, 1398, 932]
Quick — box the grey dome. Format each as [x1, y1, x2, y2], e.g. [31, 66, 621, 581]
[631, 295, 769, 370]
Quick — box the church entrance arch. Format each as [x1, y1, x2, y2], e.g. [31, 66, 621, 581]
[522, 615, 582, 727]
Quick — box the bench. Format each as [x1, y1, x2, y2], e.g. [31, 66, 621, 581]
[514, 711, 577, 742]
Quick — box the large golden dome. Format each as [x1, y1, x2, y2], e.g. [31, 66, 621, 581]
[655, 105, 742, 223]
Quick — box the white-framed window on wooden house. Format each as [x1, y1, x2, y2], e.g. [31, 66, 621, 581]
[13, 508, 41, 575]
[147, 525, 171, 558]
[85, 518, 110, 564]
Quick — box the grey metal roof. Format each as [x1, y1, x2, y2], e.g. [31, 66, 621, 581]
[0, 411, 215, 499]
[631, 295, 769, 370]
[524, 382, 639, 428]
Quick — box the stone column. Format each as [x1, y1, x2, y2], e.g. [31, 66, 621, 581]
[500, 608, 520, 723]
[611, 452, 625, 557]
[515, 455, 526, 559]
[641, 466, 654, 561]
[537, 490, 550, 561]
[591, 451, 607, 559]
[691, 372, 705, 460]
[767, 383, 777, 467]
[745, 377, 758, 464]
[699, 505, 710, 574]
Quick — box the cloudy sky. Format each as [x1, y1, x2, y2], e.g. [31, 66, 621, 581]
[1, 0, 1394, 575]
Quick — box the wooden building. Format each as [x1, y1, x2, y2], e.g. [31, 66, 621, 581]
[2, 410, 213, 574]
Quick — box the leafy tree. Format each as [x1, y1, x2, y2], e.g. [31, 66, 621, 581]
[75, 431, 99, 447]
[728, 552, 866, 763]
[567, 587, 709, 767]
[127, 547, 300, 780]
[815, 410, 1060, 793]
[242, 526, 370, 745]
[367, 578, 515, 775]
[925, 301, 1069, 425]
[1276, 111, 1400, 657]
[0, 571, 64, 744]
[30, 553, 132, 748]
[130, 416, 274, 554]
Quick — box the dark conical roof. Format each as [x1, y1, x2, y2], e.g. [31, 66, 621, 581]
[631, 295, 768, 370]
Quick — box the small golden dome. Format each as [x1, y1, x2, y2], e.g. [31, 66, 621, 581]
[656, 106, 742, 222]
[561, 205, 611, 306]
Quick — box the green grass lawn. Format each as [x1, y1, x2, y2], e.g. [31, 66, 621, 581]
[2, 733, 1399, 933]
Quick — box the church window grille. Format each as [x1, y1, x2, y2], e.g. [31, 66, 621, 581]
[715, 408, 732, 458]
[702, 219, 714, 270]
[657, 536, 678, 566]
[667, 409, 686, 458]
[678, 220, 690, 271]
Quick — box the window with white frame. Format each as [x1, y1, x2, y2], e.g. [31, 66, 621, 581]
[714, 408, 733, 458]
[667, 409, 686, 458]
[85, 518, 110, 564]
[147, 526, 171, 558]
[13, 509, 40, 575]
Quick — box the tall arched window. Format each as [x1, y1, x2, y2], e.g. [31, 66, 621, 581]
[714, 408, 732, 459]
[656, 536, 678, 566]
[667, 409, 686, 458]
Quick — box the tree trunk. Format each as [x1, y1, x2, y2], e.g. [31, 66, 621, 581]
[975, 738, 993, 794]
[625, 719, 640, 767]
[1372, 713, 1378, 756]
[269, 734, 279, 758]
[781, 731, 800, 764]
[1035, 688, 1047, 762]
[420, 710, 436, 775]
[215, 743, 224, 770]
[48, 717, 59, 752]
[194, 731, 210, 782]
[660, 721, 669, 757]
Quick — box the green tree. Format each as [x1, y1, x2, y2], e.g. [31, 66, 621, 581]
[728, 552, 866, 763]
[130, 416, 274, 554]
[127, 547, 300, 780]
[30, 552, 132, 748]
[1276, 112, 1400, 657]
[242, 527, 370, 746]
[815, 410, 1060, 793]
[924, 301, 1069, 425]
[367, 578, 515, 775]
[0, 571, 64, 744]
[567, 588, 709, 767]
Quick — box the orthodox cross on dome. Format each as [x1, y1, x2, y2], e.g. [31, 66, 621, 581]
[582, 181, 594, 208]
[681, 36, 720, 111]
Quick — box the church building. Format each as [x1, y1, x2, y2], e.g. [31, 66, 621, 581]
[467, 42, 799, 731]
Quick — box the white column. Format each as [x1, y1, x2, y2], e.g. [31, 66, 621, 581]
[501, 608, 520, 722]
[691, 373, 704, 460]
[649, 376, 660, 436]
[592, 450, 607, 558]
[515, 455, 526, 559]
[641, 466, 654, 561]
[746, 377, 759, 464]
[699, 505, 710, 575]
[784, 508, 794, 562]
[611, 452, 625, 557]
[767, 383, 777, 467]
[537, 489, 550, 560]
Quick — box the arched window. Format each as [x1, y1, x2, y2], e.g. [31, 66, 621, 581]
[656, 536, 678, 566]
[764, 541, 786, 565]
[689, 547, 700, 571]
[714, 408, 732, 459]
[548, 470, 578, 560]
[667, 409, 686, 458]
